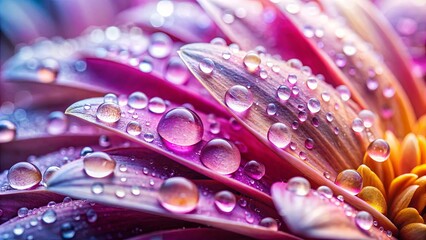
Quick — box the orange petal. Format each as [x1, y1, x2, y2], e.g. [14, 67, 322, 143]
[414, 115, 426, 136]
[411, 164, 426, 177]
[400, 223, 426, 240]
[417, 135, 426, 165]
[389, 185, 419, 219]
[388, 173, 418, 205]
[363, 153, 395, 191]
[398, 133, 421, 175]
[357, 164, 386, 197]
[410, 177, 426, 215]
[394, 208, 424, 229]
[357, 186, 387, 215]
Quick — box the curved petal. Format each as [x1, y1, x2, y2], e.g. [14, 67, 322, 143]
[128, 228, 255, 240]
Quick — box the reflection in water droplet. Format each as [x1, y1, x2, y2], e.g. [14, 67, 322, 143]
[199, 58, 215, 74]
[148, 97, 166, 114]
[200, 138, 241, 174]
[335, 169, 363, 195]
[367, 139, 390, 162]
[286, 177, 310, 196]
[96, 103, 121, 123]
[157, 107, 203, 146]
[115, 188, 126, 198]
[7, 162, 41, 190]
[214, 190, 236, 213]
[83, 152, 116, 178]
[355, 211, 373, 230]
[267, 123, 291, 148]
[243, 160, 266, 180]
[259, 217, 278, 231]
[165, 57, 190, 85]
[0, 120, 17, 143]
[126, 121, 142, 136]
[225, 85, 253, 113]
[243, 52, 261, 72]
[41, 209, 57, 224]
[158, 177, 199, 213]
[148, 32, 172, 58]
[128, 92, 148, 109]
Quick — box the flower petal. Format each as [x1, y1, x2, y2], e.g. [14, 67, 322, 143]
[399, 133, 422, 175]
[389, 185, 419, 219]
[400, 223, 426, 240]
[357, 164, 386, 197]
[357, 186, 387, 215]
[388, 173, 418, 206]
[394, 207, 424, 229]
[128, 228, 255, 240]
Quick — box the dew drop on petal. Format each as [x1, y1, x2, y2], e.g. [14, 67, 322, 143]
[115, 188, 126, 198]
[157, 107, 203, 146]
[317, 185, 333, 198]
[104, 93, 118, 104]
[126, 121, 142, 136]
[259, 217, 278, 231]
[214, 190, 236, 213]
[83, 152, 116, 178]
[336, 85, 351, 101]
[96, 103, 121, 123]
[367, 139, 390, 162]
[243, 160, 266, 180]
[47, 111, 68, 135]
[91, 182, 104, 194]
[267, 123, 291, 148]
[86, 209, 98, 223]
[143, 133, 155, 143]
[61, 222, 75, 239]
[321, 91, 330, 102]
[148, 97, 166, 114]
[148, 32, 172, 58]
[286, 177, 310, 196]
[304, 138, 314, 150]
[7, 162, 41, 190]
[243, 52, 261, 72]
[287, 74, 298, 85]
[43, 166, 60, 183]
[13, 224, 24, 236]
[17, 207, 28, 218]
[266, 103, 277, 116]
[335, 169, 363, 195]
[343, 42, 357, 56]
[210, 37, 227, 46]
[352, 118, 365, 133]
[199, 58, 215, 74]
[0, 120, 16, 143]
[306, 77, 318, 90]
[225, 85, 253, 113]
[358, 110, 375, 128]
[165, 57, 190, 85]
[41, 209, 57, 224]
[277, 85, 291, 101]
[158, 177, 199, 213]
[259, 69, 268, 79]
[307, 98, 321, 113]
[355, 211, 373, 230]
[128, 92, 148, 109]
[200, 138, 241, 174]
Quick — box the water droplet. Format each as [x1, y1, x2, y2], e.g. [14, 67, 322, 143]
[98, 135, 111, 148]
[126, 121, 142, 136]
[143, 133, 155, 143]
[222, 51, 231, 60]
[17, 207, 28, 218]
[243, 52, 261, 72]
[41, 209, 57, 224]
[148, 32, 172, 58]
[286, 177, 310, 196]
[43, 166, 60, 183]
[128, 92, 148, 109]
[96, 103, 121, 123]
[325, 112, 333, 123]
[115, 188, 126, 198]
[317, 186, 333, 198]
[148, 97, 166, 114]
[165, 57, 190, 85]
[351, 118, 365, 133]
[336, 85, 351, 101]
[211, 37, 227, 46]
[214, 190, 236, 213]
[61, 222, 75, 239]
[267, 123, 291, 148]
[291, 86, 300, 95]
[200, 138, 241, 174]
[335, 169, 363, 195]
[355, 211, 373, 230]
[0, 120, 16, 143]
[334, 53, 347, 67]
[157, 107, 203, 146]
[139, 58, 153, 72]
[199, 58, 215, 74]
[304, 138, 314, 150]
[259, 69, 268, 79]
[7, 162, 41, 190]
[343, 42, 357, 56]
[306, 98, 321, 113]
[303, 25, 314, 38]
[104, 93, 118, 104]
[358, 110, 375, 128]
[80, 146, 93, 156]
[91, 182, 104, 194]
[366, 78, 379, 91]
[243, 160, 266, 180]
[306, 77, 318, 90]
[158, 177, 199, 213]
[131, 185, 141, 196]
[209, 122, 220, 134]
[367, 139, 390, 162]
[287, 74, 297, 85]
[277, 85, 291, 101]
[83, 152, 116, 178]
[321, 91, 330, 102]
[13, 224, 24, 236]
[266, 103, 277, 116]
[259, 217, 278, 231]
[47, 111, 68, 135]
[86, 209, 97, 223]
[225, 85, 254, 113]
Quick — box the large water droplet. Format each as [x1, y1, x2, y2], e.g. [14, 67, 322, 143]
[259, 217, 278, 231]
[128, 92, 148, 109]
[307, 98, 321, 113]
[7, 162, 41, 190]
[355, 211, 373, 230]
[225, 85, 253, 113]
[96, 103, 121, 123]
[243, 52, 261, 72]
[148, 97, 166, 114]
[200, 138, 241, 174]
[165, 57, 190, 85]
[335, 169, 363, 195]
[126, 121, 142, 136]
[286, 177, 310, 196]
[277, 85, 291, 101]
[41, 209, 57, 224]
[83, 152, 116, 178]
[0, 120, 16, 143]
[157, 107, 203, 147]
[158, 177, 199, 213]
[214, 190, 236, 213]
[243, 160, 266, 180]
[267, 123, 291, 148]
[148, 32, 172, 58]
[199, 58, 215, 74]
[367, 139, 390, 162]
[61, 222, 76, 239]
[46, 111, 68, 135]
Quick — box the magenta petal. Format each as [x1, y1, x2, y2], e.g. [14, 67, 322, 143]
[128, 228, 255, 240]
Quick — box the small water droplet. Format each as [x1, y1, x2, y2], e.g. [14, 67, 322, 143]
[355, 211, 373, 230]
[86, 209, 97, 223]
[306, 77, 318, 90]
[98, 135, 111, 148]
[13, 224, 24, 236]
[351, 118, 365, 133]
[84, 104, 91, 110]
[286, 177, 310, 196]
[96, 102, 121, 123]
[334, 53, 347, 67]
[43, 166, 60, 184]
[41, 209, 57, 224]
[200, 138, 241, 174]
[222, 51, 231, 60]
[47, 111, 68, 135]
[243, 52, 261, 72]
[358, 110, 375, 128]
[165, 57, 189, 85]
[17, 207, 28, 218]
[335, 169, 363, 195]
[266, 103, 277, 116]
[336, 85, 351, 101]
[104, 93, 118, 104]
[366, 78, 379, 91]
[143, 132, 155, 143]
[131, 185, 141, 196]
[148, 97, 166, 114]
[91, 182, 104, 194]
[343, 42, 357, 56]
[214, 190, 236, 213]
[317, 186, 333, 198]
[139, 58, 153, 72]
[267, 123, 291, 148]
[7, 162, 41, 190]
[277, 85, 291, 101]
[307, 98, 321, 113]
[157, 107, 203, 146]
[158, 177, 199, 213]
[199, 58, 215, 74]
[287, 74, 297, 85]
[61, 222, 75, 239]
[0, 120, 16, 143]
[304, 138, 314, 150]
[115, 188, 126, 198]
[321, 91, 330, 102]
[367, 139, 390, 162]
[80, 146, 93, 156]
[259, 217, 278, 231]
[225, 85, 254, 113]
[128, 92, 148, 109]
[210, 37, 227, 46]
[126, 121, 142, 136]
[243, 160, 266, 180]
[149, 32, 172, 58]
[83, 152, 116, 178]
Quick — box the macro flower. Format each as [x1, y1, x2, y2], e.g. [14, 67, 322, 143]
[0, 0, 425, 239]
